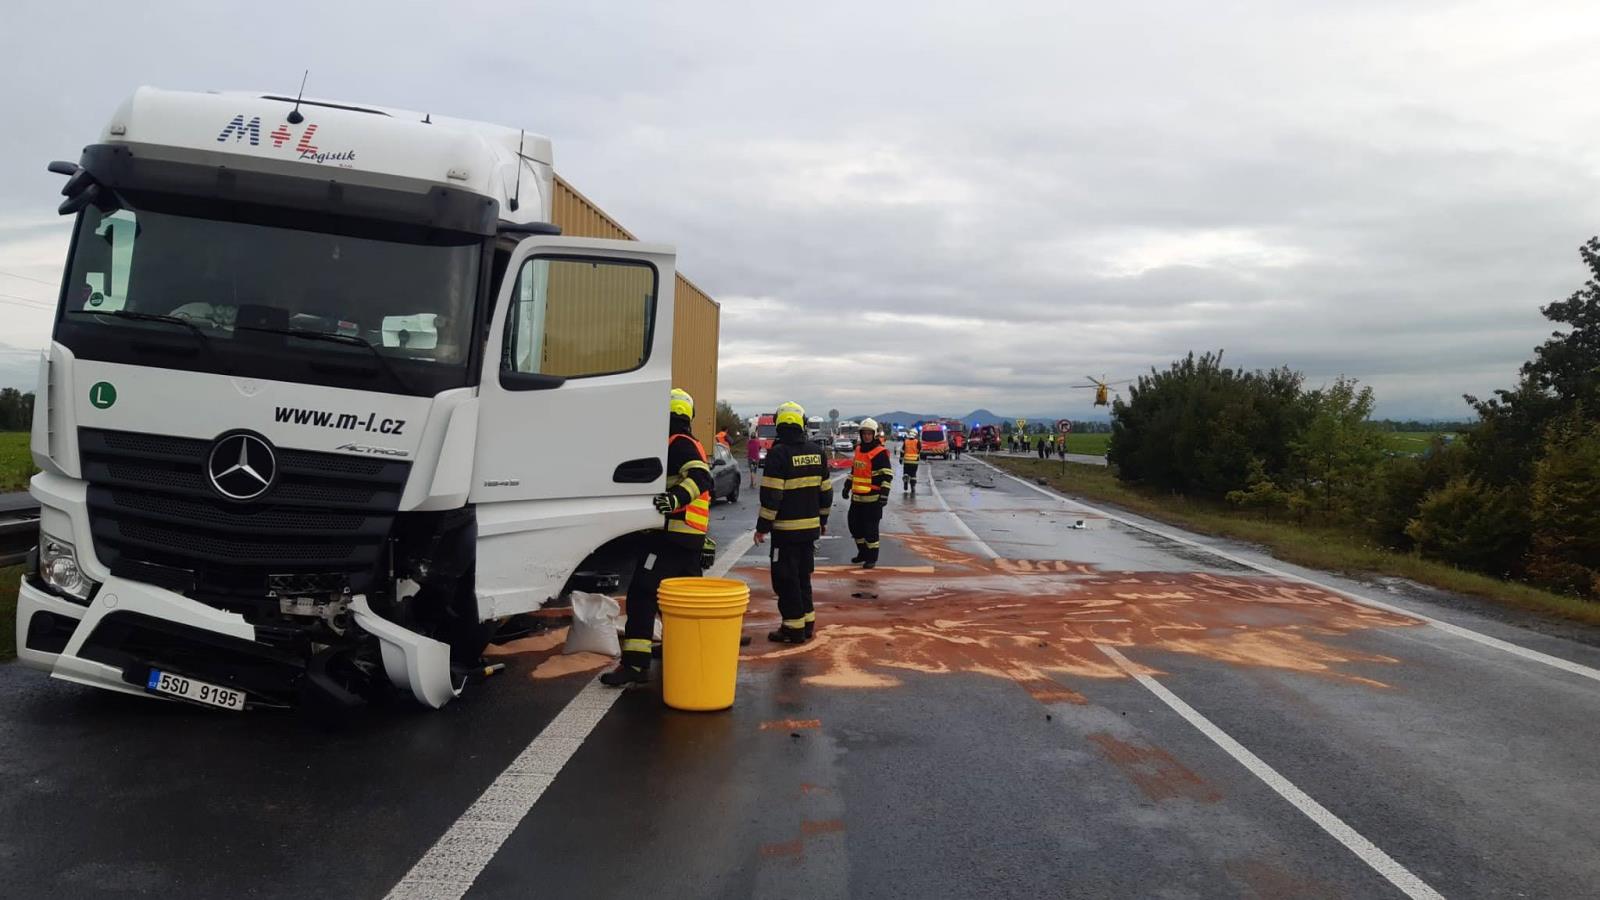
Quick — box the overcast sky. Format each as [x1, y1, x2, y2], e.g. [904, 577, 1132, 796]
[3, 0, 1598, 419]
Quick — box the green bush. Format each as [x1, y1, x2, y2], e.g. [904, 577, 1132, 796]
[1405, 476, 1531, 576]
[1369, 437, 1468, 549]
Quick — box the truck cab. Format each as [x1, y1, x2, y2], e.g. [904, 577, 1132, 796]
[17, 87, 682, 711]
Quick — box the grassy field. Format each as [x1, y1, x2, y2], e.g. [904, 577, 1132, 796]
[991, 457, 1600, 628]
[1002, 433, 1111, 454]
[1, 432, 33, 493]
[1385, 431, 1455, 454]
[1005, 431, 1446, 457]
[0, 564, 19, 661]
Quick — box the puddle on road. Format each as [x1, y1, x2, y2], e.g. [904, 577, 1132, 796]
[738, 532, 1422, 697]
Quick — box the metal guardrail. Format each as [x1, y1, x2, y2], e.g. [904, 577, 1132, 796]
[0, 491, 39, 568]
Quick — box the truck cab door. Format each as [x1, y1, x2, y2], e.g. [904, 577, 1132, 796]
[470, 236, 677, 618]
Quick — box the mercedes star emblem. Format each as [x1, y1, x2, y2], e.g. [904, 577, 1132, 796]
[207, 432, 277, 501]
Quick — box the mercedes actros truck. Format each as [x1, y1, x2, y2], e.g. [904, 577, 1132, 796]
[17, 87, 684, 711]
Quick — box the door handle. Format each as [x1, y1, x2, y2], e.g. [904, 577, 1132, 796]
[613, 457, 664, 483]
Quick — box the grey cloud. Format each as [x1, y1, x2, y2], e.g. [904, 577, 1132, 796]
[3, 1, 1596, 420]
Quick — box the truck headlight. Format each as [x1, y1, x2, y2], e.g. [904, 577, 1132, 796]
[39, 534, 97, 603]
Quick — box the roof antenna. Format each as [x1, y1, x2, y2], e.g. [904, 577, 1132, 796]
[509, 129, 525, 212]
[286, 70, 309, 124]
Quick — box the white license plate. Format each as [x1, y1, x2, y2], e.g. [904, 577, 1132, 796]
[145, 669, 245, 711]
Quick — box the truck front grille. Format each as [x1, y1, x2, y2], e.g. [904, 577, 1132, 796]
[80, 428, 409, 598]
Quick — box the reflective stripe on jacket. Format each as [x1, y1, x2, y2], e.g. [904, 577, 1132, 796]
[666, 432, 712, 542]
[851, 444, 893, 503]
[757, 431, 832, 544]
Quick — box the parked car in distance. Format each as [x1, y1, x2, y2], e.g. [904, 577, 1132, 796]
[710, 443, 741, 503]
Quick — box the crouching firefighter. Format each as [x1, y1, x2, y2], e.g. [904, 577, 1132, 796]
[755, 401, 832, 643]
[602, 388, 714, 687]
[845, 418, 894, 568]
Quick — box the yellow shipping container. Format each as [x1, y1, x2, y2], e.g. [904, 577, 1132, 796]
[550, 176, 721, 446]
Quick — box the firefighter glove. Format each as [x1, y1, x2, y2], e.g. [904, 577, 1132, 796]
[701, 537, 717, 570]
[652, 492, 681, 514]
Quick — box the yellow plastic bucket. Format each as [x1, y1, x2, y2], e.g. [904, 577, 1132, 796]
[657, 576, 750, 711]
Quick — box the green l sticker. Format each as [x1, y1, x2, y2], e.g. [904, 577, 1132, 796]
[89, 382, 117, 409]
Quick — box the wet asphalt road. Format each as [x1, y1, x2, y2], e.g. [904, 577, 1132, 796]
[4, 456, 1600, 898]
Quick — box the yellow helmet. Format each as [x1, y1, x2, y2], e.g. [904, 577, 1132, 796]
[669, 388, 694, 419]
[775, 401, 806, 428]
[859, 417, 880, 435]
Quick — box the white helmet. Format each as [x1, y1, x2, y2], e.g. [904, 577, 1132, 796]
[859, 417, 880, 436]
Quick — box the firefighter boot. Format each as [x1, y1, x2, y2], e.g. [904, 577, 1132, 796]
[601, 649, 652, 687]
[804, 614, 816, 640]
[600, 663, 649, 687]
[851, 541, 866, 564]
[768, 625, 808, 644]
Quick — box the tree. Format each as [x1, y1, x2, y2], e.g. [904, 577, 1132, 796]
[1526, 413, 1600, 596]
[1464, 236, 1600, 486]
[714, 400, 746, 444]
[1369, 436, 1467, 549]
[1109, 351, 1308, 499]
[0, 389, 34, 431]
[1287, 376, 1386, 520]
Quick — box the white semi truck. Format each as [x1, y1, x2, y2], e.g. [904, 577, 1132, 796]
[17, 87, 684, 711]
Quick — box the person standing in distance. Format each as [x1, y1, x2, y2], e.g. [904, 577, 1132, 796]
[602, 388, 714, 687]
[746, 425, 762, 488]
[755, 401, 832, 643]
[900, 430, 921, 495]
[845, 418, 894, 568]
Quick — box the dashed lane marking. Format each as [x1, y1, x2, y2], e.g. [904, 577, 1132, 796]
[384, 532, 757, 900]
[1098, 644, 1445, 900]
[973, 457, 1600, 686]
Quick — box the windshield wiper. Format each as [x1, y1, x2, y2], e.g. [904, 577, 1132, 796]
[233, 325, 413, 394]
[66, 309, 226, 368]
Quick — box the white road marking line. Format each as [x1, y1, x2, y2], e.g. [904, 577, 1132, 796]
[943, 459, 1444, 895]
[923, 467, 1000, 560]
[1097, 644, 1444, 900]
[384, 680, 619, 900]
[974, 458, 1600, 685]
[385, 533, 757, 900]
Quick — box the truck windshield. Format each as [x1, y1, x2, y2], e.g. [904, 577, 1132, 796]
[922, 430, 944, 442]
[756, 424, 778, 439]
[53, 195, 484, 396]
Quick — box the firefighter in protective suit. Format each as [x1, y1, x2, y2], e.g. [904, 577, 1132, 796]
[845, 418, 894, 568]
[900, 432, 921, 495]
[755, 401, 832, 643]
[602, 388, 714, 687]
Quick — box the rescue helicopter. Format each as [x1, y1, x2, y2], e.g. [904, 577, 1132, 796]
[1073, 375, 1132, 407]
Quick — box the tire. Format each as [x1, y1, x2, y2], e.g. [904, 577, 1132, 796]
[729, 480, 740, 503]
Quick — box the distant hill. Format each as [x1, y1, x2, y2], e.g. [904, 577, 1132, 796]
[859, 408, 1079, 427]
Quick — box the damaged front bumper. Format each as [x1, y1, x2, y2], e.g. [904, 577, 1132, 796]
[15, 575, 463, 710]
